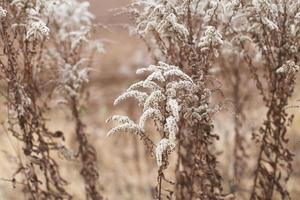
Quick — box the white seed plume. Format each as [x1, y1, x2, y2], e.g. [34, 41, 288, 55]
[26, 20, 50, 40]
[53, 1, 94, 29]
[157, 13, 189, 38]
[167, 80, 195, 91]
[11, 0, 26, 10]
[276, 60, 299, 75]
[106, 115, 135, 124]
[143, 80, 163, 91]
[58, 59, 90, 97]
[108, 62, 195, 168]
[167, 99, 180, 121]
[144, 90, 166, 111]
[163, 68, 193, 83]
[261, 17, 278, 31]
[127, 81, 145, 91]
[0, 6, 7, 18]
[145, 71, 166, 83]
[139, 108, 163, 131]
[198, 26, 223, 48]
[165, 116, 178, 142]
[126, 80, 163, 92]
[107, 123, 141, 136]
[136, 65, 158, 74]
[114, 90, 148, 106]
[155, 138, 175, 167]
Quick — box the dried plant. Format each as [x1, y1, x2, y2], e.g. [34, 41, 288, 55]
[0, 0, 103, 199]
[229, 0, 300, 199]
[0, 0, 72, 198]
[107, 61, 197, 199]
[123, 1, 233, 199]
[218, 47, 250, 198]
[217, 2, 254, 197]
[47, 1, 104, 199]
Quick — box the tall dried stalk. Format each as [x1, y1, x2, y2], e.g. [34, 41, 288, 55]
[70, 96, 103, 200]
[230, 68, 247, 191]
[47, 2, 105, 199]
[231, 1, 300, 199]
[107, 62, 196, 199]
[124, 1, 237, 199]
[219, 54, 249, 198]
[0, 1, 71, 198]
[0, 0, 104, 199]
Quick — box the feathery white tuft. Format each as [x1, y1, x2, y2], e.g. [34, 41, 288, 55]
[167, 99, 180, 121]
[155, 138, 175, 167]
[276, 60, 299, 75]
[165, 116, 178, 142]
[139, 108, 163, 131]
[163, 69, 194, 83]
[0, 6, 7, 18]
[114, 90, 148, 106]
[106, 115, 135, 124]
[107, 123, 141, 136]
[144, 90, 166, 111]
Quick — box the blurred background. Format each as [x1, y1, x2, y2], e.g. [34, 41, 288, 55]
[0, 0, 300, 199]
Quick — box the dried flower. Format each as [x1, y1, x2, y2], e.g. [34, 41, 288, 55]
[57, 59, 91, 97]
[0, 6, 7, 18]
[157, 13, 189, 38]
[155, 138, 175, 167]
[165, 116, 178, 142]
[198, 26, 223, 47]
[167, 99, 180, 121]
[107, 123, 141, 136]
[106, 115, 135, 124]
[114, 90, 148, 106]
[26, 19, 50, 40]
[139, 108, 163, 131]
[108, 62, 195, 169]
[143, 90, 166, 111]
[276, 60, 299, 75]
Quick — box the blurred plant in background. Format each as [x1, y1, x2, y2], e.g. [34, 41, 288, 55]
[0, 0, 103, 199]
[230, 1, 300, 200]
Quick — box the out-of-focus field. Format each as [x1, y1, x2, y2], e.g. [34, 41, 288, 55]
[0, 1, 300, 200]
